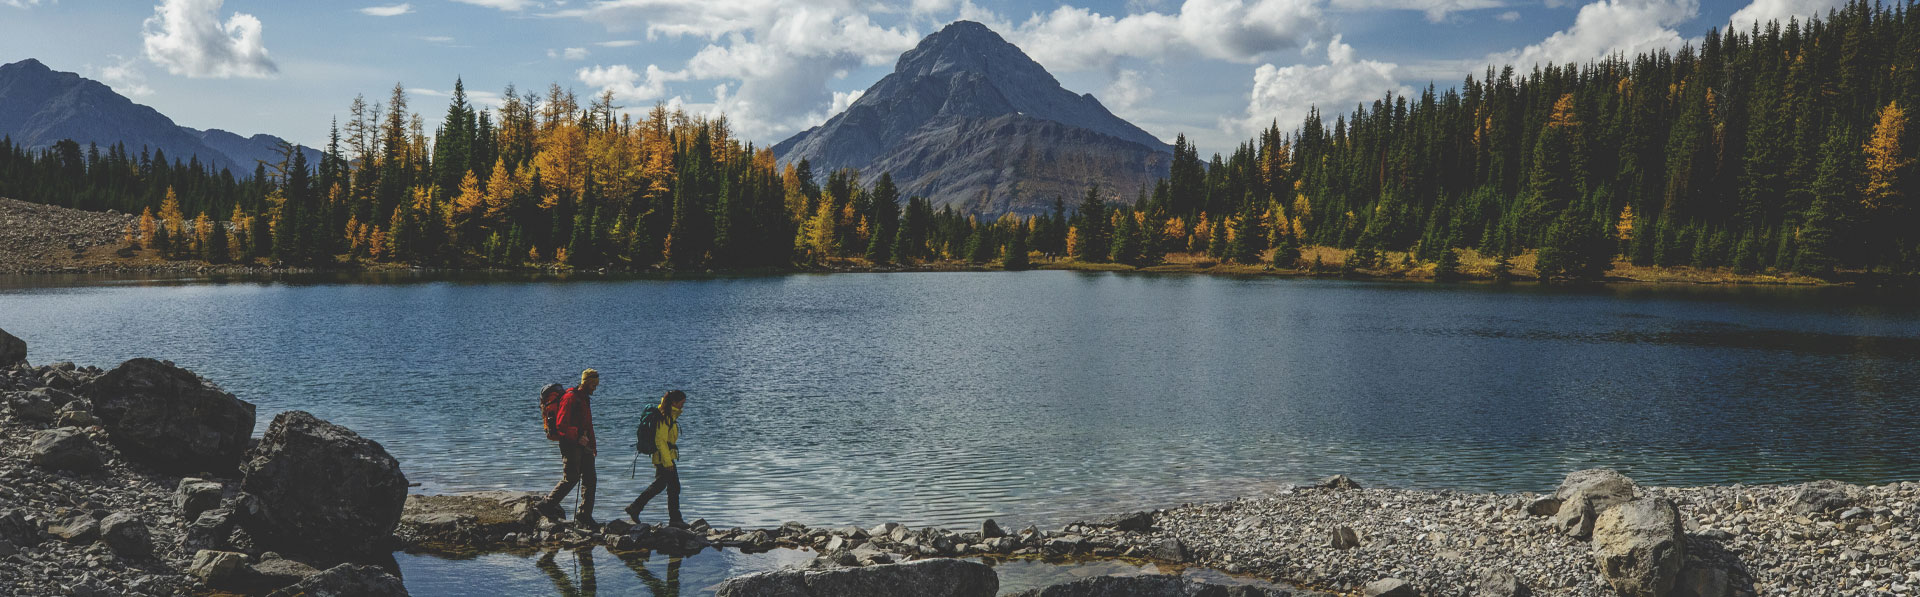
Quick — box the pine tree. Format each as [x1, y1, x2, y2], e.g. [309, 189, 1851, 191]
[1109, 210, 1141, 265]
[1798, 127, 1860, 276]
[1434, 248, 1461, 281]
[1003, 220, 1030, 270]
[866, 173, 899, 264]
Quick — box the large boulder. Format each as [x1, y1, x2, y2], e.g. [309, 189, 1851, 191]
[715, 558, 996, 597]
[82, 358, 255, 474]
[240, 411, 408, 561]
[28, 428, 103, 472]
[1553, 469, 1638, 538]
[263, 563, 408, 597]
[1592, 498, 1686, 597]
[0, 327, 24, 367]
[1364, 578, 1419, 597]
[1007, 574, 1291, 597]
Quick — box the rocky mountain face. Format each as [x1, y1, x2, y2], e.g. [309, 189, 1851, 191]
[0, 59, 317, 175]
[773, 21, 1172, 215]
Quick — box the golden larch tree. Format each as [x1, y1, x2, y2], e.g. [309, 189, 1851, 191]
[1862, 101, 1910, 213]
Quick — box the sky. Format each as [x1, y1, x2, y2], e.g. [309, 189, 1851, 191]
[0, 0, 1853, 158]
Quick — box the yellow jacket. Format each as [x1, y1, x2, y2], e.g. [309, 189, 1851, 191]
[651, 405, 680, 467]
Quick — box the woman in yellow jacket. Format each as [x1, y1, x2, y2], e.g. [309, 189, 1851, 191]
[625, 390, 686, 527]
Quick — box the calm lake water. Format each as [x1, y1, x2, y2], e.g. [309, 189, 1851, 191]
[5, 271, 1919, 594]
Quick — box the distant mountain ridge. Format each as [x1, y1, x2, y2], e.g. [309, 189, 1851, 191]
[0, 58, 318, 176]
[774, 21, 1172, 215]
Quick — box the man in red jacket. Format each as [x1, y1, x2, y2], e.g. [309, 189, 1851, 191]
[543, 368, 600, 525]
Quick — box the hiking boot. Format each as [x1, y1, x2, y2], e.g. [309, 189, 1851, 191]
[536, 499, 565, 521]
[574, 512, 598, 527]
[623, 503, 642, 524]
[667, 518, 689, 530]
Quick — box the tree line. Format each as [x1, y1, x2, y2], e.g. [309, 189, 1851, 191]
[1147, 0, 1918, 279]
[1, 2, 1914, 278]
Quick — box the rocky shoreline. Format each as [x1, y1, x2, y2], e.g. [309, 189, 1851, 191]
[4, 325, 1914, 596]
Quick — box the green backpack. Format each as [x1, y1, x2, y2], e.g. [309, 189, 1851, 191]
[635, 405, 661, 455]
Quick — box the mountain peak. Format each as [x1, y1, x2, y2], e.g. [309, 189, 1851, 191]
[774, 21, 1171, 215]
[3, 58, 50, 72]
[895, 20, 1048, 82]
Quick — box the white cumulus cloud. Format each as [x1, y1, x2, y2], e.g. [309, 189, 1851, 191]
[359, 3, 412, 17]
[92, 55, 155, 97]
[1235, 34, 1405, 136]
[577, 64, 691, 102]
[543, 0, 922, 140]
[1729, 0, 1846, 31]
[452, 0, 538, 10]
[142, 0, 277, 79]
[1330, 0, 1509, 22]
[1488, 0, 1698, 69]
[1103, 69, 1154, 112]
[998, 0, 1324, 72]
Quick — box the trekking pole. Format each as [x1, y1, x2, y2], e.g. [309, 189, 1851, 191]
[629, 444, 639, 480]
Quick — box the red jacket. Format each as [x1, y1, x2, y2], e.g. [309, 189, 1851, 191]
[554, 386, 595, 446]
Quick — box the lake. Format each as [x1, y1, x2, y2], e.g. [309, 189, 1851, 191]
[5, 271, 1918, 594]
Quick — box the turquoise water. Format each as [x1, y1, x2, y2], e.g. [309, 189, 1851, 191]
[5, 271, 1918, 594]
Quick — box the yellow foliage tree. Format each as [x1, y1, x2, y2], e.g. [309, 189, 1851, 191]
[158, 187, 186, 241]
[1863, 101, 1911, 213]
[138, 208, 157, 248]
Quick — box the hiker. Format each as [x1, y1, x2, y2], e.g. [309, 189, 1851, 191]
[543, 369, 600, 524]
[625, 390, 686, 527]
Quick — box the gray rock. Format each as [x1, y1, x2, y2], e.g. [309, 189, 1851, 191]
[0, 327, 24, 367]
[0, 509, 42, 546]
[189, 550, 249, 584]
[1552, 490, 1596, 539]
[1472, 570, 1531, 597]
[56, 407, 96, 427]
[1153, 537, 1188, 562]
[1525, 496, 1561, 516]
[47, 514, 99, 543]
[1554, 469, 1638, 509]
[1790, 480, 1859, 514]
[1592, 498, 1686, 597]
[1364, 578, 1418, 597]
[240, 411, 408, 560]
[981, 518, 1006, 538]
[264, 563, 408, 597]
[1330, 525, 1362, 549]
[1552, 469, 1637, 538]
[98, 511, 150, 557]
[648, 525, 714, 556]
[83, 358, 257, 474]
[602, 518, 633, 536]
[8, 389, 58, 422]
[184, 508, 238, 552]
[1318, 474, 1363, 490]
[175, 478, 224, 520]
[1089, 511, 1153, 532]
[28, 427, 103, 472]
[248, 556, 323, 590]
[715, 558, 996, 597]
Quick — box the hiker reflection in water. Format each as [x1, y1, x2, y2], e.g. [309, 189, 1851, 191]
[536, 547, 598, 597]
[620, 552, 683, 596]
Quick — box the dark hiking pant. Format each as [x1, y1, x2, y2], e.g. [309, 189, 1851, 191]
[546, 441, 595, 517]
[629, 465, 681, 524]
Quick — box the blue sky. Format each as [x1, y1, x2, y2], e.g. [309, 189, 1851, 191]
[0, 0, 1847, 157]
